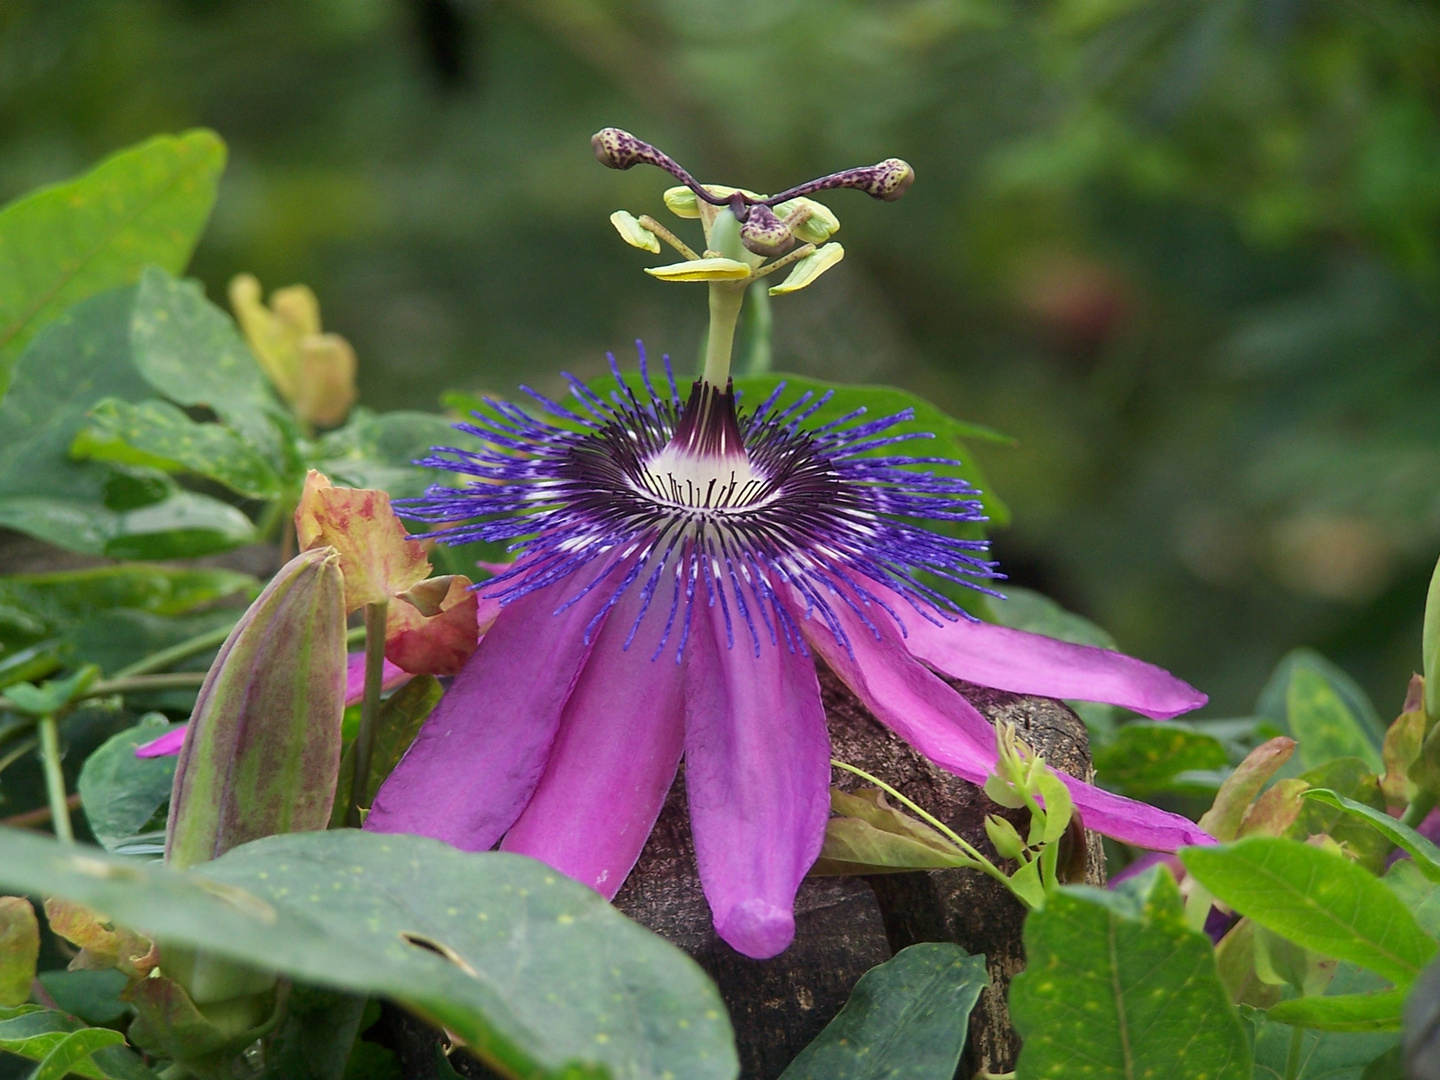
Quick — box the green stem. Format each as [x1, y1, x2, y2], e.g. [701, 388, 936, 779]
[83, 672, 208, 698]
[831, 758, 1009, 884]
[112, 622, 236, 679]
[37, 713, 73, 844]
[702, 282, 746, 386]
[345, 601, 389, 828]
[1283, 1022, 1304, 1080]
[1402, 790, 1437, 829]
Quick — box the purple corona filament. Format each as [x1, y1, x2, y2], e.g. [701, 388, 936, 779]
[403, 344, 996, 664]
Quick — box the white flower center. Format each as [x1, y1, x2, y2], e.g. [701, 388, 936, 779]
[631, 445, 773, 511]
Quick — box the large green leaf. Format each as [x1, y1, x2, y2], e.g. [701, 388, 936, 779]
[1093, 722, 1228, 795]
[85, 398, 285, 499]
[310, 409, 463, 497]
[1009, 866, 1251, 1080]
[0, 1005, 157, 1080]
[0, 828, 738, 1080]
[78, 714, 181, 855]
[0, 287, 255, 556]
[129, 267, 292, 473]
[1286, 664, 1383, 772]
[0, 131, 224, 395]
[1257, 650, 1385, 756]
[1181, 838, 1437, 986]
[1267, 989, 1407, 1032]
[776, 944, 988, 1080]
[0, 565, 255, 637]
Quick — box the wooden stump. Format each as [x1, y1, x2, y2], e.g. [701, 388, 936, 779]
[611, 664, 1105, 1079]
[389, 663, 1104, 1079]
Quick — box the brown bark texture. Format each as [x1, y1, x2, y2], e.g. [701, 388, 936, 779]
[430, 662, 1103, 1080]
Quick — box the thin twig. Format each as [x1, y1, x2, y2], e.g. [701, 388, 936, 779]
[1, 792, 81, 829]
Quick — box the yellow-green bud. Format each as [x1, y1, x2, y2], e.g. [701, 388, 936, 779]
[985, 814, 1028, 861]
[166, 547, 347, 870]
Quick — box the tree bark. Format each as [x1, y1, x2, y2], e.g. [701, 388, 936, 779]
[406, 662, 1104, 1080]
[611, 664, 1105, 1079]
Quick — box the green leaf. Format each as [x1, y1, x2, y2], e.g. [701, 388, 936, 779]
[310, 410, 463, 498]
[1291, 758, 1391, 873]
[30, 1028, 130, 1080]
[1181, 837, 1437, 986]
[0, 565, 255, 638]
[1199, 736, 1298, 842]
[34, 970, 130, 1025]
[332, 675, 442, 826]
[0, 828, 738, 1080]
[1257, 649, 1385, 755]
[0, 131, 224, 395]
[776, 943, 988, 1080]
[129, 267, 291, 471]
[1286, 663, 1384, 772]
[1386, 860, 1440, 938]
[1267, 989, 1407, 1031]
[1302, 788, 1440, 882]
[261, 986, 368, 1080]
[0, 897, 38, 1007]
[1093, 722, 1228, 795]
[0, 1006, 155, 1080]
[0, 287, 255, 557]
[983, 586, 1115, 649]
[1009, 865, 1251, 1080]
[811, 787, 972, 875]
[84, 398, 284, 499]
[1246, 965, 1402, 1079]
[78, 715, 181, 855]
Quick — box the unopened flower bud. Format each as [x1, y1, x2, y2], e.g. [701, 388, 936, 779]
[985, 814, 1028, 861]
[865, 158, 915, 201]
[592, 127, 650, 170]
[166, 546, 347, 870]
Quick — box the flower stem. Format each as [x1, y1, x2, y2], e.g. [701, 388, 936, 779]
[830, 758, 1007, 883]
[1283, 1023, 1304, 1080]
[702, 281, 746, 386]
[345, 600, 389, 828]
[1402, 791, 1437, 829]
[112, 622, 236, 679]
[37, 713, 74, 844]
[83, 672, 208, 698]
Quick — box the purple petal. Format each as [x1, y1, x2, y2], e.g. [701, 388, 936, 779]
[135, 726, 187, 758]
[500, 587, 686, 898]
[684, 595, 832, 959]
[365, 562, 616, 850]
[343, 652, 411, 706]
[796, 589, 1212, 852]
[863, 580, 1206, 720]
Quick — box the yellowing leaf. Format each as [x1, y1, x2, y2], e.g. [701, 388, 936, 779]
[645, 257, 752, 282]
[294, 333, 358, 429]
[0, 896, 38, 1006]
[768, 243, 844, 295]
[295, 471, 430, 611]
[609, 211, 661, 253]
[386, 575, 480, 677]
[43, 897, 157, 980]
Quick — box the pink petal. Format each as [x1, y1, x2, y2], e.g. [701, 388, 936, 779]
[863, 580, 1206, 720]
[684, 594, 832, 959]
[365, 564, 616, 850]
[343, 652, 411, 706]
[135, 726, 187, 758]
[797, 590, 1212, 852]
[135, 595, 504, 760]
[500, 586, 686, 898]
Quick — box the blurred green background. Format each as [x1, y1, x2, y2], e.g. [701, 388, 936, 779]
[2, 0, 1437, 719]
